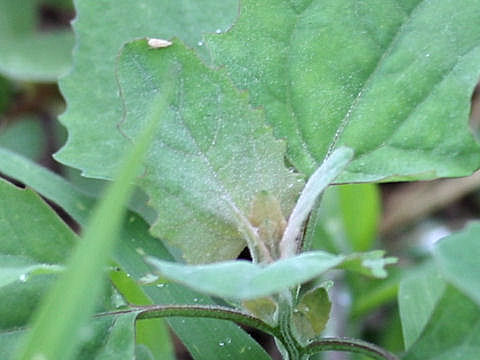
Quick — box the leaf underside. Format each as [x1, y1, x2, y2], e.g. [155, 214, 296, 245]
[146, 250, 395, 300]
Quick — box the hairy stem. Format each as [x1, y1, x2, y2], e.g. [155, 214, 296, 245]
[276, 292, 302, 360]
[99, 305, 399, 360]
[302, 337, 400, 360]
[97, 304, 280, 338]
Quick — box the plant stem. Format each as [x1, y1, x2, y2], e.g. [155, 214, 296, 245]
[276, 292, 302, 360]
[302, 337, 400, 360]
[98, 304, 280, 338]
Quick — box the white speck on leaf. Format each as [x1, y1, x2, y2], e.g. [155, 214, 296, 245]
[147, 38, 172, 49]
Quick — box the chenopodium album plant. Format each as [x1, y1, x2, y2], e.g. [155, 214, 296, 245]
[1, 0, 480, 360]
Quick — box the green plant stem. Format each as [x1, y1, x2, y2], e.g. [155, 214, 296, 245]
[99, 304, 280, 338]
[100, 303, 399, 360]
[302, 337, 400, 360]
[277, 293, 302, 360]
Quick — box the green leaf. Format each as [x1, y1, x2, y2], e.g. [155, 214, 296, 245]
[0, 149, 270, 360]
[0, 255, 62, 289]
[434, 222, 480, 306]
[0, 0, 74, 82]
[399, 223, 480, 356]
[15, 99, 158, 360]
[55, 0, 238, 176]
[403, 285, 480, 360]
[146, 250, 395, 300]
[0, 178, 76, 330]
[292, 285, 331, 345]
[398, 264, 446, 349]
[206, 0, 480, 181]
[242, 297, 278, 326]
[1, 313, 140, 360]
[115, 39, 301, 263]
[109, 269, 175, 360]
[0, 179, 76, 265]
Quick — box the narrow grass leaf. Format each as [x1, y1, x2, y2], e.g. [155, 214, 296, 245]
[15, 93, 161, 360]
[0, 148, 271, 360]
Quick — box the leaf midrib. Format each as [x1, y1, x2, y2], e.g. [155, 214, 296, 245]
[285, 0, 424, 163]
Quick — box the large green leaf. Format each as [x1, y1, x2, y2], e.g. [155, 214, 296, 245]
[115, 39, 301, 263]
[0, 0, 74, 82]
[0, 178, 76, 330]
[0, 149, 271, 360]
[55, 0, 238, 176]
[146, 250, 395, 300]
[206, 0, 480, 181]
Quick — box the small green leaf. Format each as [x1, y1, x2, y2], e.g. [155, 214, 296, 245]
[146, 250, 395, 300]
[242, 297, 279, 326]
[292, 286, 331, 345]
[248, 191, 287, 261]
[398, 264, 446, 349]
[207, 0, 480, 181]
